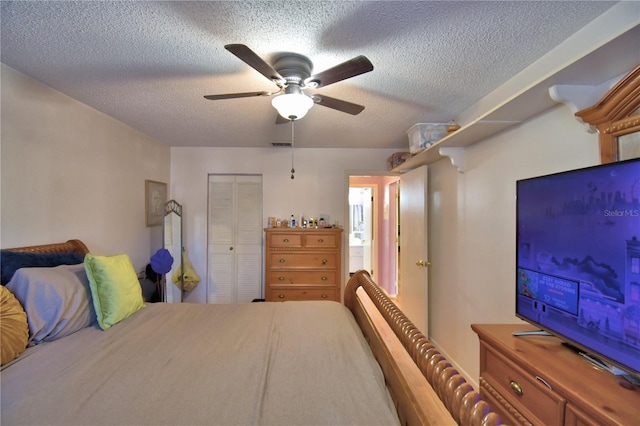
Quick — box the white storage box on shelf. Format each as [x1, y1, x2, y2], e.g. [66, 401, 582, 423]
[406, 123, 448, 153]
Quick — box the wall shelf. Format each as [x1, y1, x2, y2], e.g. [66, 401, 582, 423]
[391, 16, 639, 173]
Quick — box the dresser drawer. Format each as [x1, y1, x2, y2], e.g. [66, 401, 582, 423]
[304, 233, 339, 248]
[268, 287, 338, 302]
[268, 233, 303, 248]
[269, 253, 337, 269]
[482, 346, 565, 425]
[267, 270, 338, 286]
[479, 377, 532, 426]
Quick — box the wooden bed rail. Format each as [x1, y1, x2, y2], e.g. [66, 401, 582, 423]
[345, 270, 501, 426]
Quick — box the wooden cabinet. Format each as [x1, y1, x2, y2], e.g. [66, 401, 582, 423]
[265, 228, 343, 302]
[472, 324, 639, 426]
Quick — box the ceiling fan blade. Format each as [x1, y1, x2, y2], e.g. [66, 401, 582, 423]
[305, 56, 373, 88]
[225, 44, 284, 84]
[204, 91, 272, 100]
[312, 94, 365, 115]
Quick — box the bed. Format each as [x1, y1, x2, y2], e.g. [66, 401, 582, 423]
[0, 239, 500, 425]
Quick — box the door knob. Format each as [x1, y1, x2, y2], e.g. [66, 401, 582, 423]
[415, 260, 431, 267]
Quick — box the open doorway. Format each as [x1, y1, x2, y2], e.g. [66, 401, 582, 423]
[348, 175, 400, 296]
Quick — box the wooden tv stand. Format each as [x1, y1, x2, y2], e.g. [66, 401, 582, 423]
[472, 324, 639, 425]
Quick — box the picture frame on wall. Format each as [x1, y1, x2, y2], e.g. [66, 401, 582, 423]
[145, 180, 167, 227]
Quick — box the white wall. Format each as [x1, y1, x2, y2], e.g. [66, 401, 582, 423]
[1, 64, 170, 271]
[428, 103, 600, 383]
[170, 147, 397, 303]
[0, 61, 607, 391]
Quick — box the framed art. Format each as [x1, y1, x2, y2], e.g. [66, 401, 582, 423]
[145, 180, 167, 227]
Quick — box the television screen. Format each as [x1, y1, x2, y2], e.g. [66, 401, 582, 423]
[516, 158, 640, 377]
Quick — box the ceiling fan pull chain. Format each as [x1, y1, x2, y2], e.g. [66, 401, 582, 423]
[290, 119, 295, 180]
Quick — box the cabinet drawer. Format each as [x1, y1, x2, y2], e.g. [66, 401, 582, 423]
[268, 287, 338, 302]
[268, 233, 302, 248]
[479, 377, 532, 426]
[304, 233, 338, 248]
[564, 404, 605, 426]
[267, 270, 338, 286]
[269, 253, 337, 269]
[482, 347, 564, 425]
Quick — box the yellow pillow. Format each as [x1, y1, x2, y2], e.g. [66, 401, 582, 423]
[84, 253, 144, 330]
[0, 286, 29, 365]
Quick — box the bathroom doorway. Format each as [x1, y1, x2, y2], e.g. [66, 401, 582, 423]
[348, 175, 400, 296]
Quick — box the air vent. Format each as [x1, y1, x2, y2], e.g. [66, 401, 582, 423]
[271, 142, 292, 147]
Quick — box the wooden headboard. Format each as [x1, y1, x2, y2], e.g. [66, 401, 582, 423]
[6, 239, 89, 256]
[345, 270, 501, 426]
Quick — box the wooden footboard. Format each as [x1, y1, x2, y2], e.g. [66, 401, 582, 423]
[345, 270, 501, 426]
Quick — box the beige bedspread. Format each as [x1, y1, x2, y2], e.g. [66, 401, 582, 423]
[1, 301, 400, 425]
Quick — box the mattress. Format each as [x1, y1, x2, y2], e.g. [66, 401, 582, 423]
[1, 300, 400, 425]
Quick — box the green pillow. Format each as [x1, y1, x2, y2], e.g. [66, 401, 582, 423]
[84, 253, 144, 330]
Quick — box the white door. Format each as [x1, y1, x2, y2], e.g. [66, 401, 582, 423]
[208, 175, 263, 303]
[399, 166, 429, 334]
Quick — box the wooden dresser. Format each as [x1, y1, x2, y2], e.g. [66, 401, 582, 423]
[472, 324, 639, 426]
[264, 227, 343, 302]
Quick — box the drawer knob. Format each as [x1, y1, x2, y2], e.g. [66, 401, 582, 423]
[278, 294, 285, 299]
[283, 238, 289, 243]
[321, 294, 328, 299]
[279, 259, 285, 263]
[321, 276, 328, 281]
[317, 238, 324, 243]
[322, 258, 328, 264]
[278, 276, 285, 281]
[509, 380, 523, 396]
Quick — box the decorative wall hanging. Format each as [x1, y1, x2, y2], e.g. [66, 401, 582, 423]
[145, 180, 167, 227]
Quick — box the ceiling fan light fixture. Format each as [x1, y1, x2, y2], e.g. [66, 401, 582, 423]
[271, 90, 314, 120]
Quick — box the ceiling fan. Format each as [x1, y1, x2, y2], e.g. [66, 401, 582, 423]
[204, 44, 374, 122]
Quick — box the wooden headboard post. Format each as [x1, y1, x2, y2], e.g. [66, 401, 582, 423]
[6, 239, 89, 255]
[345, 270, 501, 426]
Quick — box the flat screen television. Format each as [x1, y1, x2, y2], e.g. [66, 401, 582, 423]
[516, 158, 640, 379]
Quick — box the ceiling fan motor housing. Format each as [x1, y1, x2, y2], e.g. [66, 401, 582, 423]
[272, 54, 313, 87]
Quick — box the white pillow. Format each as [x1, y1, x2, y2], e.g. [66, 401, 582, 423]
[6, 264, 97, 345]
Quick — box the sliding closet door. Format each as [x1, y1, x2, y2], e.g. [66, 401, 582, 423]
[207, 174, 263, 303]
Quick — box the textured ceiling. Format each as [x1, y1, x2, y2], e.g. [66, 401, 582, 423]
[0, 1, 623, 149]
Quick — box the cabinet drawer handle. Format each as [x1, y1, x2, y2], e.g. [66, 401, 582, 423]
[509, 380, 523, 396]
[535, 376, 552, 390]
[278, 276, 285, 281]
[317, 238, 324, 243]
[321, 294, 328, 299]
[283, 238, 289, 243]
[279, 259, 285, 263]
[322, 258, 328, 264]
[278, 294, 285, 299]
[321, 276, 328, 281]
